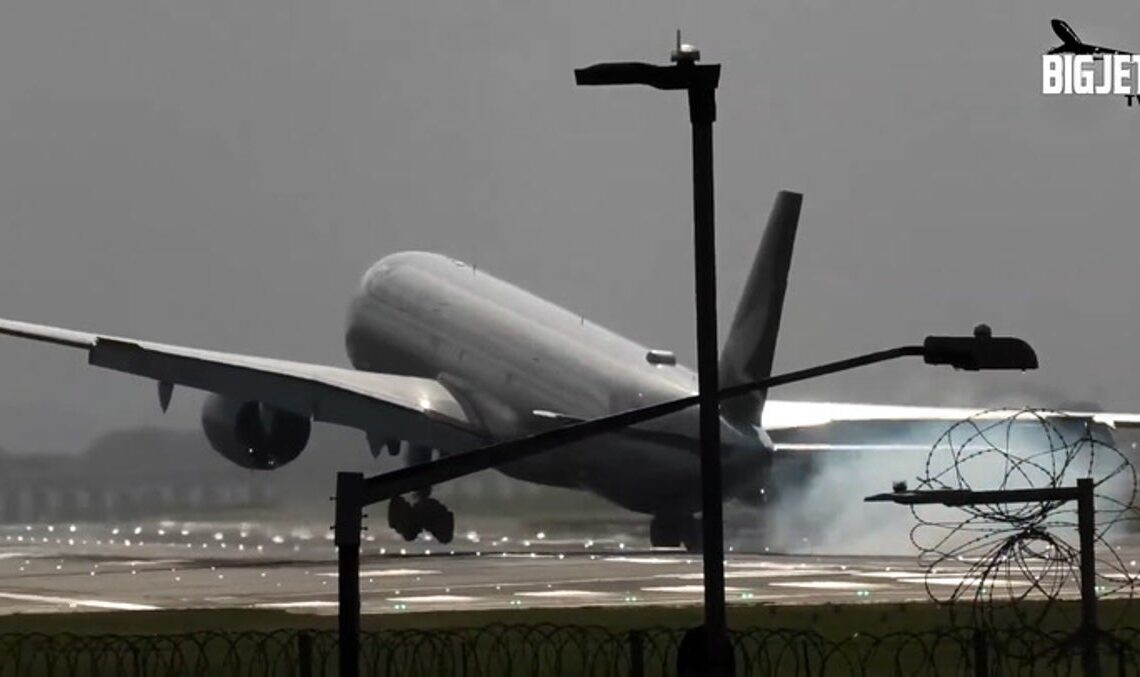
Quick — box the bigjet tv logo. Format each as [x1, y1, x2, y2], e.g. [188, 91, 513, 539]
[1043, 18, 1140, 106]
[1043, 54, 1139, 95]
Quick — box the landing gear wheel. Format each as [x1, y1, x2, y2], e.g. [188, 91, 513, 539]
[681, 516, 703, 553]
[650, 515, 683, 548]
[416, 498, 455, 544]
[387, 495, 409, 530]
[387, 495, 421, 542]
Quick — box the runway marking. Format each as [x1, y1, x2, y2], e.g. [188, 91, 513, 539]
[907, 576, 1031, 587]
[664, 570, 834, 581]
[641, 585, 748, 594]
[101, 559, 189, 568]
[0, 591, 159, 611]
[853, 571, 929, 580]
[254, 601, 338, 609]
[316, 569, 441, 578]
[513, 590, 617, 599]
[724, 562, 836, 571]
[769, 581, 891, 590]
[386, 595, 480, 603]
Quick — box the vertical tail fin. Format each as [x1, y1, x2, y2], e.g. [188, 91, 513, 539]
[719, 191, 803, 429]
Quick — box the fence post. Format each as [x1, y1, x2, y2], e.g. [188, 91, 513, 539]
[628, 630, 644, 677]
[973, 629, 989, 677]
[297, 631, 313, 677]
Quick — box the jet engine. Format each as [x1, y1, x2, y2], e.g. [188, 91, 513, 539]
[201, 394, 311, 470]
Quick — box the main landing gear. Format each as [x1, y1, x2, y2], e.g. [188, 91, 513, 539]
[387, 495, 455, 544]
[650, 513, 702, 552]
[385, 443, 454, 543]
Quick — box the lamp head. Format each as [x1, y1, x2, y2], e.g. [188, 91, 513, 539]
[922, 326, 1038, 371]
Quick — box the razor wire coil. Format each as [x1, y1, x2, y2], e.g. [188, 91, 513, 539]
[0, 626, 1138, 676]
[910, 407, 1140, 630]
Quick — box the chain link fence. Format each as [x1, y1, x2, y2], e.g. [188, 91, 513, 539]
[1, 624, 1138, 676]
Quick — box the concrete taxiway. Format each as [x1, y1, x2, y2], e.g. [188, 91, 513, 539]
[0, 518, 1135, 615]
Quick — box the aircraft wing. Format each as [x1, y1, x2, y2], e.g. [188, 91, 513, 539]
[763, 399, 1140, 452]
[0, 318, 487, 453]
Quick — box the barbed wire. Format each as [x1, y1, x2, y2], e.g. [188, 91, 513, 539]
[909, 408, 1140, 630]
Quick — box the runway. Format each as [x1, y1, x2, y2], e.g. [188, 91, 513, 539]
[0, 517, 1135, 615]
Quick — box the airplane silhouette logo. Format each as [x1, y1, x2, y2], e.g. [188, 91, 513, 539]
[1044, 19, 1139, 106]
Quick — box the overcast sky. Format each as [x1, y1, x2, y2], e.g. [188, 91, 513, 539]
[0, 0, 1137, 452]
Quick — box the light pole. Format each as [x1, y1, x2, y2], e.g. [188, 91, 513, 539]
[333, 327, 1037, 675]
[574, 34, 732, 673]
[572, 35, 1039, 674]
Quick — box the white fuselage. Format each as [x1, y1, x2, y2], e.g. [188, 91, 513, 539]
[344, 251, 771, 515]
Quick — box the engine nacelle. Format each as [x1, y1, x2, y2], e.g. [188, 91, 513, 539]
[201, 394, 311, 470]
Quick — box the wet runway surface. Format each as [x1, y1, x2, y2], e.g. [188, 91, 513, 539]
[0, 518, 1136, 615]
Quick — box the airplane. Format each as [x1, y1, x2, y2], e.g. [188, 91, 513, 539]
[0, 191, 1136, 551]
[1048, 19, 1129, 57]
[1046, 18, 1140, 106]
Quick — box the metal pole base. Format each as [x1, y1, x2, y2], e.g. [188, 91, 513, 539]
[334, 472, 364, 677]
[678, 624, 735, 677]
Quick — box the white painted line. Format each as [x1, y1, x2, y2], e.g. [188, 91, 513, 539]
[853, 571, 928, 580]
[254, 601, 338, 609]
[386, 595, 480, 603]
[725, 561, 825, 570]
[664, 570, 834, 581]
[513, 590, 617, 599]
[604, 557, 685, 564]
[316, 569, 440, 578]
[0, 591, 159, 611]
[641, 585, 748, 594]
[905, 576, 1030, 587]
[101, 559, 189, 568]
[769, 581, 890, 590]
